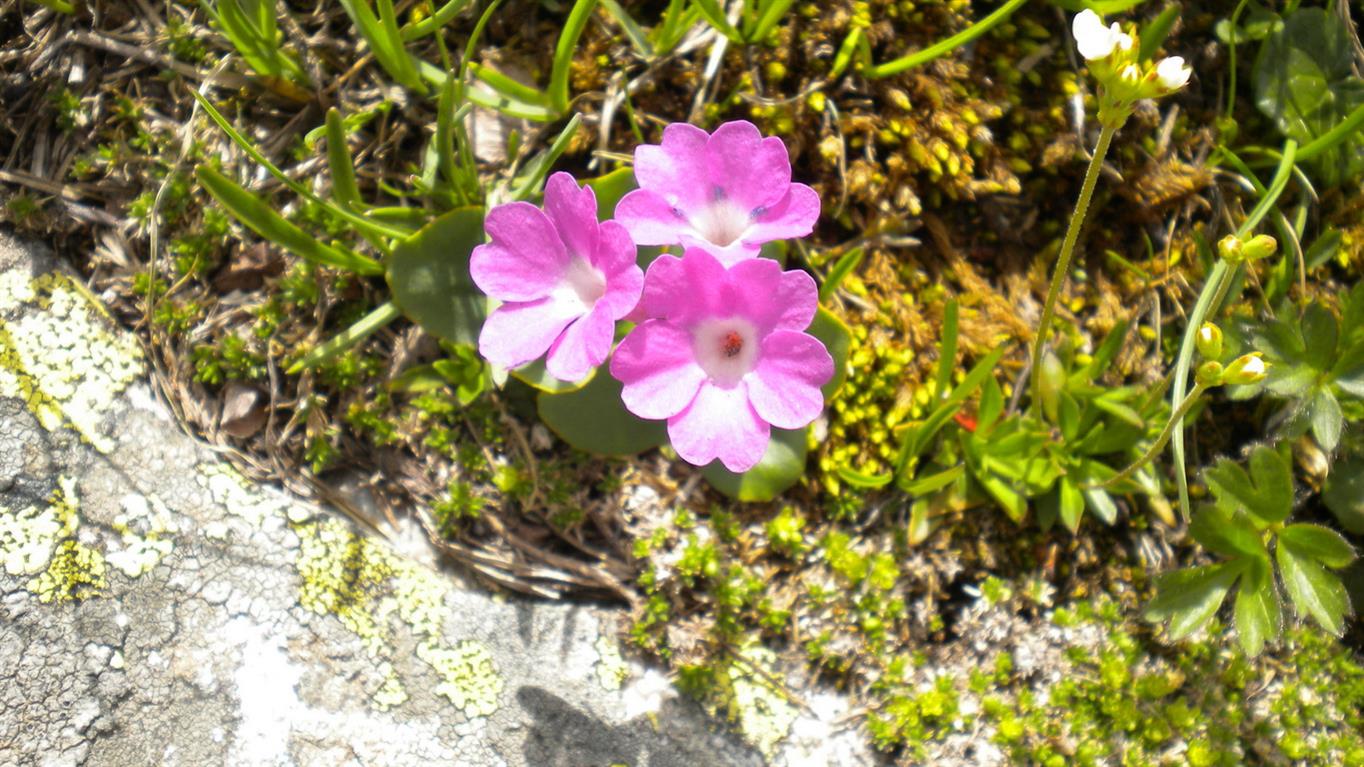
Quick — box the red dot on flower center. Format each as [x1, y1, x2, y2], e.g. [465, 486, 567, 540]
[722, 331, 744, 358]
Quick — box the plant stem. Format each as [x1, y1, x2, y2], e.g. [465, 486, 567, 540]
[1030, 123, 1117, 407]
[1096, 381, 1211, 490]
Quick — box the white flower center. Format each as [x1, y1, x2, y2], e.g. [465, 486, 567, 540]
[553, 255, 606, 310]
[690, 197, 753, 248]
[692, 318, 759, 387]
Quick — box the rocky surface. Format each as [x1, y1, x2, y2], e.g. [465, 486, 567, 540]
[0, 230, 808, 766]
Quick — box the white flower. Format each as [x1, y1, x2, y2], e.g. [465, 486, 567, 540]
[1156, 56, 1192, 91]
[1072, 9, 1131, 61]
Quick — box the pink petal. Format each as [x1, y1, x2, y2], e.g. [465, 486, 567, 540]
[632, 253, 685, 320]
[706, 122, 792, 211]
[634, 122, 712, 212]
[678, 233, 760, 267]
[727, 258, 818, 334]
[743, 183, 820, 244]
[747, 331, 832, 429]
[615, 189, 688, 247]
[471, 202, 568, 302]
[478, 295, 582, 371]
[610, 320, 707, 420]
[667, 381, 770, 472]
[634, 249, 728, 324]
[542, 172, 599, 261]
[545, 303, 615, 382]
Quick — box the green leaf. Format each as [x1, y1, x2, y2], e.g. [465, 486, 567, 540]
[691, 0, 743, 43]
[509, 359, 595, 394]
[836, 464, 893, 489]
[386, 207, 486, 346]
[288, 301, 401, 374]
[549, 0, 600, 114]
[1051, 476, 1085, 533]
[976, 376, 1003, 434]
[1279, 523, 1356, 569]
[583, 167, 636, 221]
[1205, 445, 1293, 526]
[701, 427, 808, 502]
[808, 308, 852, 399]
[537, 372, 668, 456]
[325, 108, 362, 209]
[897, 464, 964, 496]
[1253, 7, 1364, 185]
[1277, 541, 1351, 634]
[1144, 563, 1240, 640]
[1323, 457, 1364, 534]
[196, 166, 383, 276]
[933, 300, 959, 400]
[1309, 387, 1343, 451]
[1189, 504, 1267, 560]
[1138, 5, 1180, 61]
[818, 247, 864, 302]
[1300, 303, 1339, 371]
[1234, 556, 1282, 657]
[1303, 228, 1342, 270]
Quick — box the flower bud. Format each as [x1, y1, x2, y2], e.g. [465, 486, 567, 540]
[1223, 352, 1268, 386]
[1155, 56, 1191, 92]
[1217, 235, 1243, 262]
[1196, 323, 1223, 360]
[1242, 234, 1277, 261]
[1195, 360, 1224, 387]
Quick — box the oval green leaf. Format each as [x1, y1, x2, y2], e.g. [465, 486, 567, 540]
[700, 427, 808, 502]
[537, 372, 667, 456]
[809, 307, 852, 399]
[386, 207, 487, 346]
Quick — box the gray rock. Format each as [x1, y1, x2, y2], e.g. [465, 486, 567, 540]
[0, 231, 767, 767]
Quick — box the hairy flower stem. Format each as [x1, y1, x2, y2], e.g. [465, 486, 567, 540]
[1095, 381, 1211, 490]
[1030, 123, 1118, 408]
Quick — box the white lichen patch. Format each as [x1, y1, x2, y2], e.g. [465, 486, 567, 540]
[293, 517, 505, 718]
[0, 477, 108, 603]
[198, 462, 290, 526]
[0, 271, 143, 453]
[594, 634, 628, 692]
[105, 493, 178, 577]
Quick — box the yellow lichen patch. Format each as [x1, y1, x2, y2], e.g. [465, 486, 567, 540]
[594, 634, 628, 692]
[0, 272, 143, 453]
[373, 663, 410, 711]
[105, 494, 178, 578]
[292, 517, 504, 718]
[709, 645, 799, 759]
[416, 640, 503, 718]
[0, 477, 108, 603]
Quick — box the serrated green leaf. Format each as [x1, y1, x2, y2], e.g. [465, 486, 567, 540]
[1206, 445, 1293, 526]
[701, 427, 808, 502]
[1277, 541, 1351, 634]
[1279, 523, 1357, 568]
[1144, 563, 1240, 640]
[1301, 303, 1339, 371]
[1189, 504, 1267, 559]
[1234, 556, 1282, 657]
[1323, 457, 1364, 534]
[385, 207, 486, 346]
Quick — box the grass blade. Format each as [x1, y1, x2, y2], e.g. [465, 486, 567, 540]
[400, 0, 474, 40]
[868, 0, 1028, 78]
[196, 165, 383, 276]
[325, 108, 361, 209]
[819, 246, 864, 302]
[288, 301, 401, 373]
[747, 0, 796, 42]
[549, 0, 601, 114]
[692, 0, 744, 43]
[510, 113, 584, 200]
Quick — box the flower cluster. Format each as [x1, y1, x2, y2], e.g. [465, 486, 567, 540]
[470, 121, 830, 472]
[1071, 9, 1192, 127]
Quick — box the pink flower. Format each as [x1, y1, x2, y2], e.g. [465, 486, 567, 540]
[615, 121, 821, 268]
[471, 172, 644, 382]
[610, 248, 832, 472]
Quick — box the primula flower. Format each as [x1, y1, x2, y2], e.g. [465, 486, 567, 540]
[610, 248, 833, 473]
[615, 121, 820, 267]
[1072, 9, 1132, 61]
[471, 172, 643, 382]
